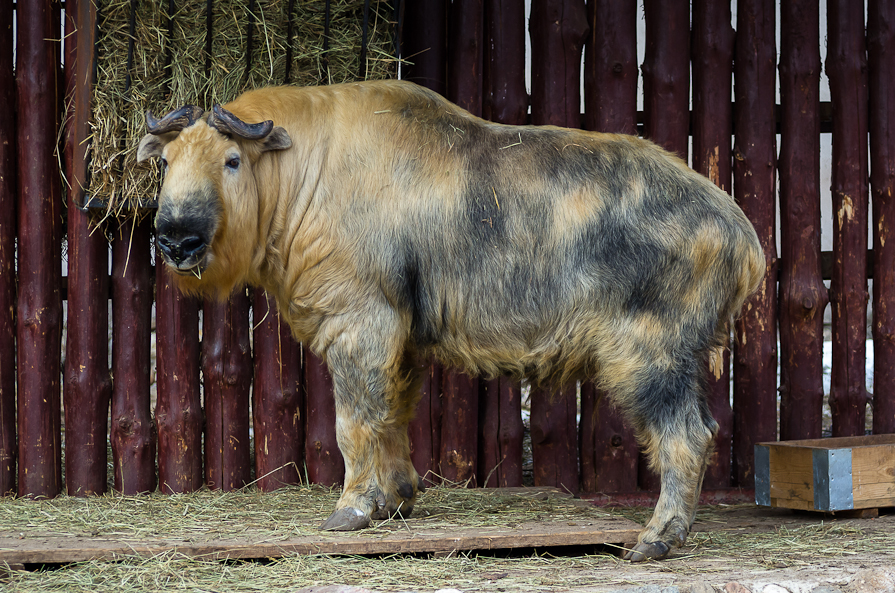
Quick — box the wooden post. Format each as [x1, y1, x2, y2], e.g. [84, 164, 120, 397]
[0, 0, 17, 495]
[692, 0, 734, 488]
[479, 377, 522, 487]
[63, 0, 113, 496]
[638, 0, 691, 492]
[870, 0, 895, 435]
[779, 0, 826, 441]
[403, 0, 448, 485]
[16, 0, 63, 498]
[305, 352, 343, 486]
[580, 0, 638, 494]
[827, 0, 870, 437]
[483, 0, 527, 125]
[111, 217, 156, 495]
[733, 0, 778, 487]
[252, 290, 304, 491]
[402, 0, 448, 94]
[155, 266, 203, 494]
[448, 0, 483, 116]
[528, 0, 587, 494]
[203, 291, 252, 491]
[531, 384, 579, 494]
[641, 0, 690, 160]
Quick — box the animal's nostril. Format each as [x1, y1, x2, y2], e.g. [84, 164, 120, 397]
[157, 235, 178, 259]
[179, 235, 206, 258]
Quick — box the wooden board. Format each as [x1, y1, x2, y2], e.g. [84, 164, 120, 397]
[755, 434, 895, 512]
[0, 517, 640, 565]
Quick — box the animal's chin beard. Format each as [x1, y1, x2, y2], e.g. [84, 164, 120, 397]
[166, 258, 208, 280]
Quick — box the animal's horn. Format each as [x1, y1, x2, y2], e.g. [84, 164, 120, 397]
[145, 105, 204, 135]
[208, 104, 274, 140]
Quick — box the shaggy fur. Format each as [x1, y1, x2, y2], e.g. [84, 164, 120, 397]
[137, 80, 765, 561]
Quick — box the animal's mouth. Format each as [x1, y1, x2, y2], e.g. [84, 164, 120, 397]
[165, 254, 209, 279]
[156, 231, 211, 279]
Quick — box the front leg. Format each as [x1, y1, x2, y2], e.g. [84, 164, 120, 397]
[317, 312, 424, 531]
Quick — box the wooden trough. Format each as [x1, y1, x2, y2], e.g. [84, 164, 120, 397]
[755, 435, 895, 514]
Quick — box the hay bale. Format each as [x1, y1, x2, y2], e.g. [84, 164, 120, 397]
[89, 0, 398, 214]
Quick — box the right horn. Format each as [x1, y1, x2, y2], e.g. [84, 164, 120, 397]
[145, 105, 205, 135]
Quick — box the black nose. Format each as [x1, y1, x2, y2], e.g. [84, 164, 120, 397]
[157, 233, 206, 265]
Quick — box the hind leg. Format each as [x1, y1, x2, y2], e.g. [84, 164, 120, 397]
[621, 364, 718, 561]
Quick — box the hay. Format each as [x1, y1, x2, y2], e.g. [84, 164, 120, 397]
[88, 0, 398, 215]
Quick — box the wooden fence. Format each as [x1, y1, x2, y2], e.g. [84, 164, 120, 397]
[1, 0, 893, 500]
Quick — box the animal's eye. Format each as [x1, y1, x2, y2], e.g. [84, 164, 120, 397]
[160, 157, 168, 170]
[225, 156, 240, 170]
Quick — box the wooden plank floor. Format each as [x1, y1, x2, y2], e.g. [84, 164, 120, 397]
[0, 488, 642, 564]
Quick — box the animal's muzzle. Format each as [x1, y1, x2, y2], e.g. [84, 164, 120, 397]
[157, 232, 207, 267]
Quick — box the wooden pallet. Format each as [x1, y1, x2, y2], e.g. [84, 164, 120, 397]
[0, 488, 641, 565]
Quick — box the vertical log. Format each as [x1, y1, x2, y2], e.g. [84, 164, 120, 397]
[779, 0, 826, 441]
[580, 0, 638, 495]
[827, 0, 870, 437]
[478, 377, 522, 487]
[63, 0, 112, 496]
[402, 0, 448, 94]
[483, 0, 527, 125]
[528, 0, 586, 494]
[155, 267, 203, 494]
[638, 0, 690, 492]
[305, 351, 343, 486]
[409, 362, 442, 485]
[16, 0, 63, 498]
[870, 0, 895, 435]
[443, 0, 484, 488]
[252, 290, 304, 491]
[531, 384, 579, 494]
[448, 0, 483, 115]
[203, 291, 252, 491]
[641, 0, 690, 160]
[692, 0, 734, 488]
[111, 218, 156, 494]
[529, 0, 589, 128]
[0, 0, 17, 495]
[440, 371, 479, 485]
[733, 0, 778, 487]
[403, 0, 448, 485]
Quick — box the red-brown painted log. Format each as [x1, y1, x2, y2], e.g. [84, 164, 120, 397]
[531, 384, 578, 494]
[448, 0, 483, 116]
[409, 361, 442, 486]
[827, 0, 870, 437]
[579, 382, 637, 493]
[16, 0, 63, 498]
[528, 0, 587, 494]
[870, 0, 895, 435]
[63, 0, 113, 496]
[529, 0, 588, 128]
[641, 0, 689, 160]
[692, 0, 734, 488]
[110, 218, 156, 495]
[579, 0, 638, 495]
[732, 0, 778, 487]
[155, 266, 203, 494]
[483, 0, 527, 125]
[252, 290, 303, 491]
[0, 0, 17, 495]
[304, 351, 343, 486]
[402, 0, 448, 95]
[582, 0, 637, 135]
[440, 370, 479, 485]
[478, 377, 522, 488]
[203, 290, 252, 491]
[778, 0, 827, 441]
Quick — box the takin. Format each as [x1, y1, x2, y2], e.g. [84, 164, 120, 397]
[137, 80, 765, 562]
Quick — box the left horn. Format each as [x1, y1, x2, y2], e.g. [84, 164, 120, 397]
[146, 105, 205, 135]
[208, 104, 274, 139]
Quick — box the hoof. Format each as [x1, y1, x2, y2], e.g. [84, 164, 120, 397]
[320, 507, 371, 531]
[623, 540, 671, 562]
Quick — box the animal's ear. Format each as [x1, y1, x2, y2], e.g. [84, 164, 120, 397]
[259, 126, 292, 153]
[137, 132, 176, 163]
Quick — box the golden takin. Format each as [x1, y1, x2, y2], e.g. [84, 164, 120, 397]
[137, 80, 765, 562]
